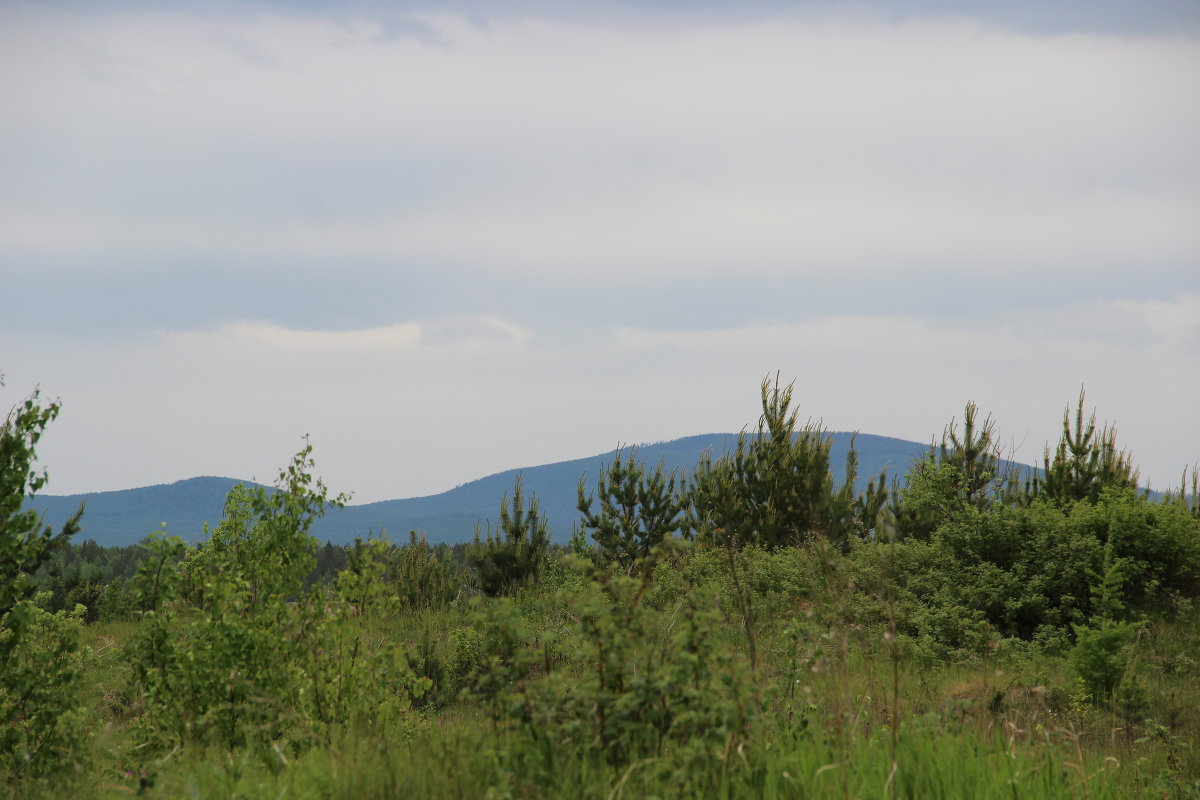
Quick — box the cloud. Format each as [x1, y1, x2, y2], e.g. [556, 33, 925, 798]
[216, 321, 423, 350]
[1, 3, 1196, 512]
[2, 11, 1197, 285]
[5, 296, 1196, 503]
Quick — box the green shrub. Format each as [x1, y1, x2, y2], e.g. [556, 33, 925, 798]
[0, 597, 88, 781]
[468, 475, 550, 597]
[1071, 622, 1137, 705]
[1071, 488, 1200, 613]
[1, 386, 86, 782]
[393, 532, 461, 610]
[516, 551, 757, 770]
[454, 597, 535, 710]
[448, 625, 486, 694]
[685, 376, 872, 550]
[576, 446, 685, 575]
[124, 444, 431, 755]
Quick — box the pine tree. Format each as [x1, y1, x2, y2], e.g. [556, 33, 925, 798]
[394, 531, 460, 609]
[892, 401, 1008, 539]
[469, 474, 550, 596]
[686, 375, 881, 549]
[577, 447, 684, 574]
[1162, 465, 1199, 521]
[1030, 389, 1138, 506]
[937, 401, 1003, 508]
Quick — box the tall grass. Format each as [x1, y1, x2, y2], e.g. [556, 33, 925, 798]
[14, 543, 1200, 800]
[59, 711, 1138, 800]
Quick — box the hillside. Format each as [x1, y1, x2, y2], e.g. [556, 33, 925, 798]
[27, 432, 932, 547]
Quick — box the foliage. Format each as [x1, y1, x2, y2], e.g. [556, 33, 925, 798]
[1071, 622, 1138, 705]
[1031, 389, 1139, 506]
[391, 532, 461, 610]
[69, 530, 1198, 799]
[565, 555, 757, 770]
[469, 475, 550, 596]
[576, 446, 685, 574]
[482, 542, 759, 780]
[686, 375, 877, 549]
[0, 385, 86, 784]
[336, 535, 397, 616]
[1167, 464, 1200, 520]
[892, 459, 970, 541]
[125, 443, 422, 758]
[0, 596, 88, 783]
[893, 402, 1006, 541]
[859, 484, 1200, 658]
[936, 401, 1007, 507]
[306, 538, 430, 737]
[179, 483, 256, 605]
[9, 375, 1200, 799]
[30, 540, 151, 621]
[1, 387, 84, 630]
[453, 596, 537, 710]
[132, 531, 185, 614]
[1073, 487, 1200, 614]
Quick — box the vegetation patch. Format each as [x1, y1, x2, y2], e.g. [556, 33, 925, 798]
[3, 376, 1198, 798]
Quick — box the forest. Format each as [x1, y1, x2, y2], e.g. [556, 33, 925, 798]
[2, 376, 1199, 799]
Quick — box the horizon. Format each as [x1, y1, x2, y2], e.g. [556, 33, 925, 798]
[27, 427, 1114, 505]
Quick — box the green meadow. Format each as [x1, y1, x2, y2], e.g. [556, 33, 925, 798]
[4, 379, 1198, 799]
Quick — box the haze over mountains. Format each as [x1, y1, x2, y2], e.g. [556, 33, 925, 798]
[29, 433, 936, 547]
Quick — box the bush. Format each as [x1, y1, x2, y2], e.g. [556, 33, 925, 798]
[868, 487, 1200, 655]
[125, 444, 433, 754]
[1069, 488, 1200, 614]
[685, 376, 870, 549]
[1, 386, 86, 782]
[0, 597, 88, 781]
[393, 532, 461, 610]
[1071, 622, 1138, 705]
[576, 447, 685, 575]
[525, 561, 757, 769]
[468, 475, 550, 597]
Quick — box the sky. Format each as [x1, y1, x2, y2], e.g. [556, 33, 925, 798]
[1, 0, 1198, 504]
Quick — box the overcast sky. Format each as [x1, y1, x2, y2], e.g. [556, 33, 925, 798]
[1, 0, 1198, 504]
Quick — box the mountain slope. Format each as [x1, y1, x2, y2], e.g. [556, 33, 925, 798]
[27, 476, 267, 548]
[27, 432, 932, 547]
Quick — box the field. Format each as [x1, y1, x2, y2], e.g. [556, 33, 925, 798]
[22, 537, 1199, 800]
[4, 384, 1199, 798]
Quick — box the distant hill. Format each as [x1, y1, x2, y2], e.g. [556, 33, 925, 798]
[27, 476, 264, 549]
[27, 432, 934, 547]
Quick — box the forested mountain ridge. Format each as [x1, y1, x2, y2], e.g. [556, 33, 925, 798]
[28, 432, 934, 546]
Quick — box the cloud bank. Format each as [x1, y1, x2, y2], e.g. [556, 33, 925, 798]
[6, 293, 1196, 502]
[1, 2, 1196, 505]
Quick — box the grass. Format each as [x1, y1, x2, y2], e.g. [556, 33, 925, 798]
[50, 709, 1142, 800]
[11, 547, 1200, 800]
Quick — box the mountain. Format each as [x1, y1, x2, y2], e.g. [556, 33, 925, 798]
[26, 432, 933, 547]
[26, 476, 262, 549]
